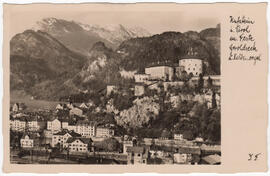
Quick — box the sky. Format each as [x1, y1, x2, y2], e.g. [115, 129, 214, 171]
[8, 4, 220, 39]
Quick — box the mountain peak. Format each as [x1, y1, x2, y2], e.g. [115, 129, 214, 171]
[32, 17, 151, 54]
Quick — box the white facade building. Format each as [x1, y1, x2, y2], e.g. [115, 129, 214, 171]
[20, 134, 34, 148]
[10, 118, 26, 132]
[145, 66, 174, 81]
[134, 74, 150, 83]
[47, 119, 62, 133]
[52, 130, 81, 147]
[74, 121, 96, 138]
[174, 134, 184, 140]
[134, 85, 145, 96]
[179, 58, 203, 76]
[96, 127, 114, 138]
[64, 138, 92, 153]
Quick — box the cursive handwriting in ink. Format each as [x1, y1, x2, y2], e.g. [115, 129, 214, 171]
[229, 15, 261, 65]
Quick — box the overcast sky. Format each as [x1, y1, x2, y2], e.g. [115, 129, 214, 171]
[8, 4, 219, 39]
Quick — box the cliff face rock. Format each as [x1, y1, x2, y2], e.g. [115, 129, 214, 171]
[115, 97, 160, 128]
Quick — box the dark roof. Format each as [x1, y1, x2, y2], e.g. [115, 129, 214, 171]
[76, 120, 96, 126]
[21, 133, 39, 139]
[126, 146, 145, 153]
[66, 137, 92, 144]
[201, 154, 221, 164]
[178, 147, 201, 155]
[180, 55, 203, 60]
[150, 145, 176, 153]
[53, 130, 81, 137]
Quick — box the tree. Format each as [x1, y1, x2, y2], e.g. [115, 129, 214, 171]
[207, 76, 213, 88]
[180, 71, 189, 82]
[161, 129, 171, 139]
[102, 137, 120, 152]
[212, 91, 217, 109]
[197, 73, 204, 92]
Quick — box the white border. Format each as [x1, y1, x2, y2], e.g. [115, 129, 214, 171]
[0, 1, 269, 176]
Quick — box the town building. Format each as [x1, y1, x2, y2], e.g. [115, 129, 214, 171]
[96, 127, 114, 138]
[215, 93, 221, 108]
[79, 103, 89, 109]
[134, 73, 150, 83]
[27, 117, 46, 132]
[55, 103, 65, 110]
[69, 107, 83, 117]
[123, 140, 134, 154]
[12, 103, 19, 112]
[10, 117, 26, 132]
[163, 81, 184, 91]
[52, 130, 81, 147]
[145, 66, 174, 81]
[174, 133, 184, 140]
[175, 66, 185, 78]
[189, 75, 221, 87]
[47, 118, 62, 133]
[174, 146, 201, 164]
[179, 58, 203, 76]
[20, 134, 35, 148]
[134, 84, 145, 96]
[107, 85, 117, 96]
[126, 146, 150, 164]
[64, 137, 92, 153]
[66, 102, 75, 109]
[200, 154, 221, 165]
[173, 153, 190, 164]
[205, 75, 220, 87]
[169, 95, 181, 108]
[149, 145, 175, 159]
[74, 121, 96, 138]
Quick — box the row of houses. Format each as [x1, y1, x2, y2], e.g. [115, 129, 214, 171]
[10, 115, 114, 139]
[10, 116, 46, 132]
[125, 144, 220, 165]
[20, 130, 93, 153]
[46, 118, 114, 138]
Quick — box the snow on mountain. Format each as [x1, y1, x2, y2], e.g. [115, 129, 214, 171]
[33, 17, 151, 53]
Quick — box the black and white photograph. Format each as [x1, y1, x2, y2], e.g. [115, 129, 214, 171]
[9, 8, 221, 165]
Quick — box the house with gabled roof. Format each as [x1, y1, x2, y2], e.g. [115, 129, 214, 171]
[12, 103, 19, 112]
[20, 133, 39, 148]
[64, 137, 93, 153]
[10, 116, 27, 132]
[174, 146, 201, 164]
[69, 107, 83, 117]
[52, 129, 81, 147]
[126, 146, 150, 165]
[79, 103, 89, 109]
[47, 118, 62, 133]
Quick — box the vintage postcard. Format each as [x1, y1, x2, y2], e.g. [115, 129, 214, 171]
[2, 2, 268, 173]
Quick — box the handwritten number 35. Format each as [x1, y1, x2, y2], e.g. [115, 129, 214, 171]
[248, 153, 261, 161]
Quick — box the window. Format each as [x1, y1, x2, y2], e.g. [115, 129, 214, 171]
[132, 153, 134, 156]
[138, 154, 141, 157]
